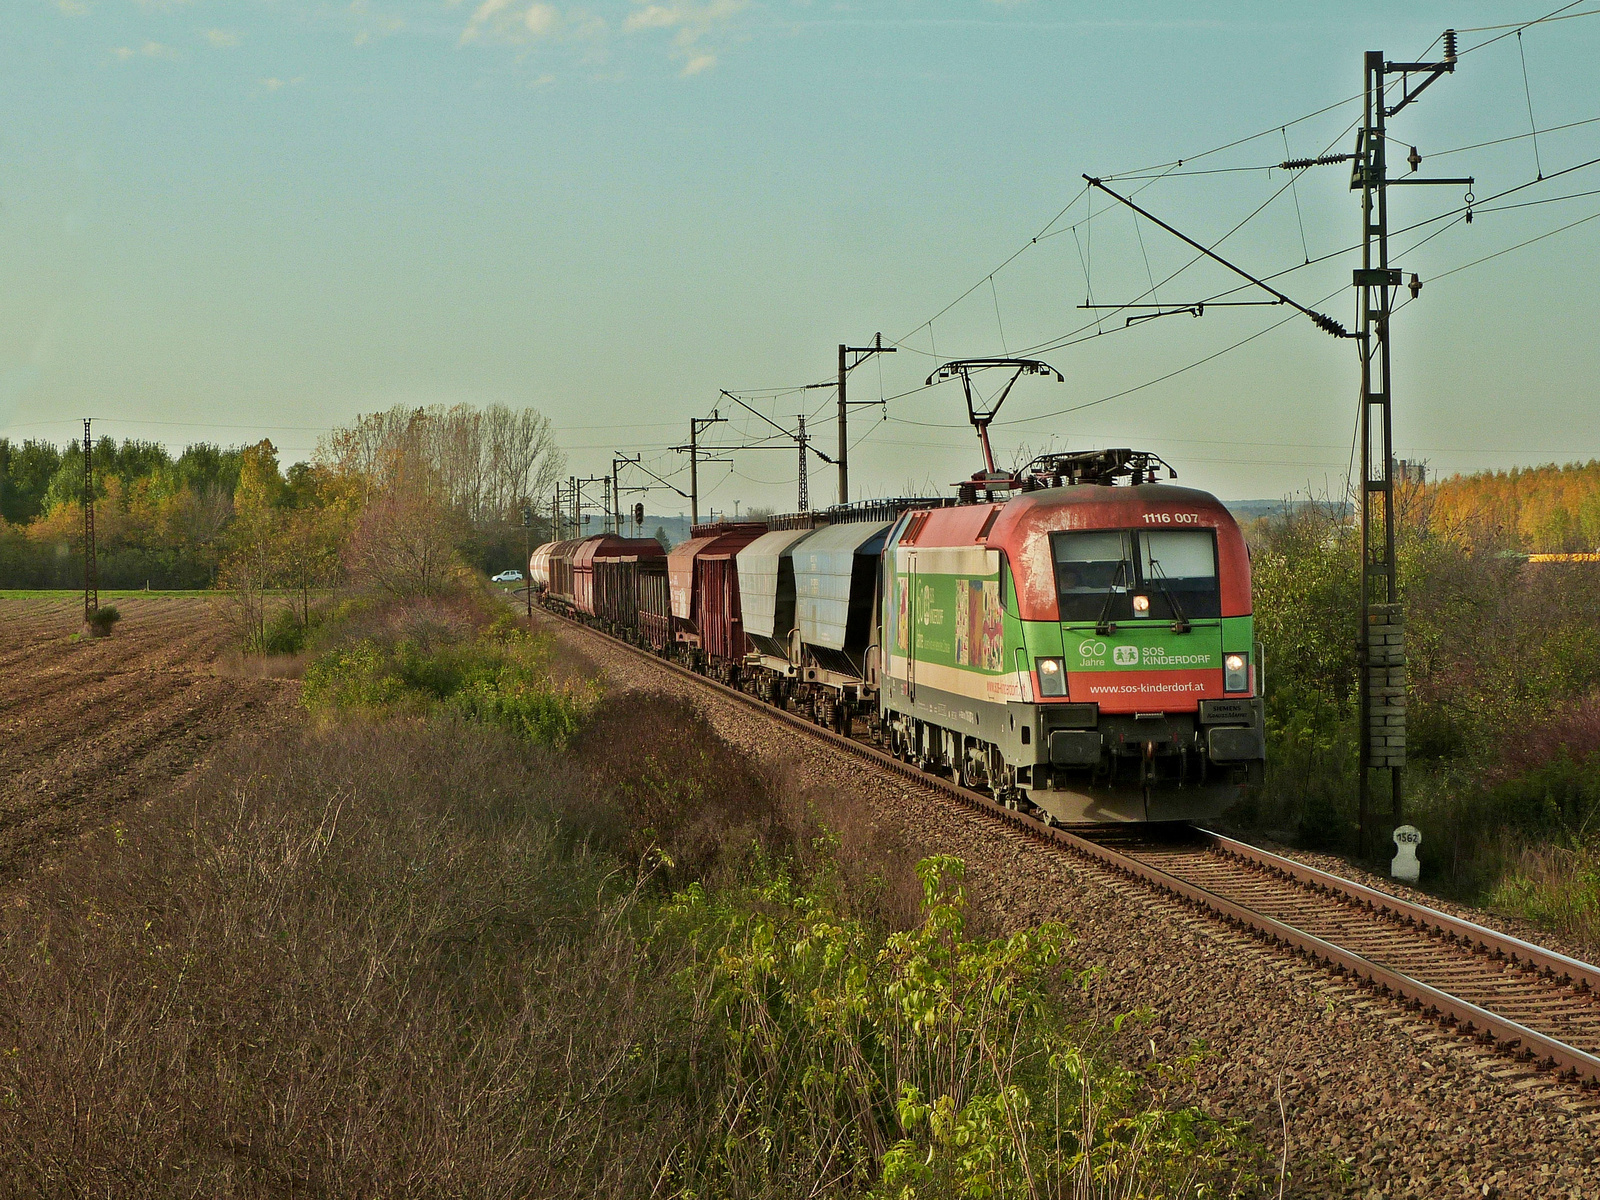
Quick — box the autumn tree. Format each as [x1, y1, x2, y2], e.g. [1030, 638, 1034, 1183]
[216, 440, 285, 651]
[343, 460, 464, 598]
[274, 465, 358, 623]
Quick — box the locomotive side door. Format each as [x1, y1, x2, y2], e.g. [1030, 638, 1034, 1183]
[906, 551, 917, 705]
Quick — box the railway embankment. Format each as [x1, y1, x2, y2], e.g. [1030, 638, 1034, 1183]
[541, 611, 1600, 1197]
[1, 588, 1273, 1196]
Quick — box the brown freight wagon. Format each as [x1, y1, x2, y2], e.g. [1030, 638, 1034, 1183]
[572, 535, 664, 617]
[667, 522, 768, 677]
[591, 539, 668, 636]
[545, 538, 588, 610]
[639, 566, 672, 652]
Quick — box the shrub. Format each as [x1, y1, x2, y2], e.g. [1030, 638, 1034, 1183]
[570, 690, 782, 884]
[300, 627, 596, 748]
[1490, 841, 1600, 951]
[84, 604, 121, 636]
[658, 855, 1266, 1196]
[262, 604, 316, 654]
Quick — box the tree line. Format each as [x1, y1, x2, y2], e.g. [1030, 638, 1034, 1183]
[0, 405, 565, 600]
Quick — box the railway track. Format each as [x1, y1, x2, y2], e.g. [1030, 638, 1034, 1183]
[546, 606, 1600, 1091]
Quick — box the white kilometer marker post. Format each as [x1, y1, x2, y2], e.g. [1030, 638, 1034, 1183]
[1391, 824, 1422, 884]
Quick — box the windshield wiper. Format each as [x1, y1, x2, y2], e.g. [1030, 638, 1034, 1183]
[1145, 557, 1191, 634]
[1094, 559, 1129, 635]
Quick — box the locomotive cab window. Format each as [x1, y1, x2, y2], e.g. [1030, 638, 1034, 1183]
[1139, 530, 1220, 619]
[1051, 529, 1219, 622]
[1052, 531, 1134, 622]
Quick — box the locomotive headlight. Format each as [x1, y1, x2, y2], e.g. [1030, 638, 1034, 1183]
[1132, 594, 1151, 616]
[1224, 652, 1249, 693]
[1036, 656, 1067, 697]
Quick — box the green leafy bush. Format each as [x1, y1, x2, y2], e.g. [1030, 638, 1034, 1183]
[262, 605, 318, 654]
[1490, 841, 1600, 950]
[301, 627, 595, 747]
[659, 855, 1265, 1197]
[86, 605, 121, 635]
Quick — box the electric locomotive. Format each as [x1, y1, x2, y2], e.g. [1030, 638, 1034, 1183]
[876, 447, 1264, 824]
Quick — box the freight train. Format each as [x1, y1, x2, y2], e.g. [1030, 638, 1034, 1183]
[532, 447, 1265, 825]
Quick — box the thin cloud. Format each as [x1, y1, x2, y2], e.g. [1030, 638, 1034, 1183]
[623, 0, 746, 75]
[261, 76, 304, 92]
[524, 2, 558, 36]
[454, 0, 742, 74]
[623, 0, 745, 35]
[351, 0, 407, 44]
[112, 41, 181, 61]
[460, 0, 516, 44]
[204, 29, 242, 48]
[458, 1, 605, 50]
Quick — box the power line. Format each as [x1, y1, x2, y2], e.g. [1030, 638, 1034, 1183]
[889, 89, 1384, 354]
[1427, 114, 1600, 160]
[1459, 0, 1598, 54]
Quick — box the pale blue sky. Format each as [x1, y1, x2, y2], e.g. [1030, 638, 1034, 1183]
[4, 1, 1599, 510]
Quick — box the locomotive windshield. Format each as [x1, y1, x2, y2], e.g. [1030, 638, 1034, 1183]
[1051, 529, 1219, 621]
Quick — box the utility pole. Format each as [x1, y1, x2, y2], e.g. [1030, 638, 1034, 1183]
[611, 455, 636, 534]
[1352, 34, 1465, 855]
[677, 412, 728, 526]
[522, 504, 533, 625]
[837, 333, 896, 505]
[82, 419, 97, 629]
[1087, 37, 1464, 859]
[569, 475, 609, 533]
[796, 414, 809, 511]
[615, 453, 689, 530]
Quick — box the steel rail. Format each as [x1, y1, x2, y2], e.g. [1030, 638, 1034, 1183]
[1197, 828, 1600, 993]
[542, 606, 1600, 1088]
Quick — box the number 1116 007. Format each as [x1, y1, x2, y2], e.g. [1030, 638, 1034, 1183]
[1141, 512, 1201, 525]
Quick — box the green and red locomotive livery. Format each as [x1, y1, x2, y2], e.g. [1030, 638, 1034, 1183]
[878, 464, 1262, 823]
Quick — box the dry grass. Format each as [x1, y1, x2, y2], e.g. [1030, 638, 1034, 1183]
[0, 718, 709, 1197]
[1491, 840, 1600, 954]
[0, 686, 931, 1198]
[0, 666, 1241, 1196]
[213, 650, 307, 679]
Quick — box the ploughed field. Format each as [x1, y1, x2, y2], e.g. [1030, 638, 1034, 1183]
[0, 595, 298, 879]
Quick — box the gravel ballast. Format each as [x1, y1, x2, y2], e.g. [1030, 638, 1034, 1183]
[544, 614, 1600, 1198]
